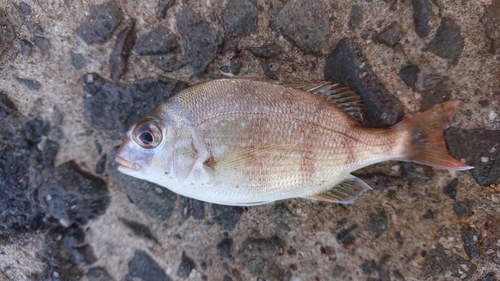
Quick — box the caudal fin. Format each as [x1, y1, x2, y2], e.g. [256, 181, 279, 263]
[397, 101, 473, 171]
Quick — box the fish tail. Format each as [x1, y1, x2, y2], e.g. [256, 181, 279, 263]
[396, 101, 473, 170]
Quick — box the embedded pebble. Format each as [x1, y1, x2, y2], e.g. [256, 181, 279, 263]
[423, 18, 464, 66]
[411, 0, 433, 37]
[136, 26, 177, 56]
[480, 0, 500, 54]
[221, 0, 258, 37]
[77, 1, 123, 45]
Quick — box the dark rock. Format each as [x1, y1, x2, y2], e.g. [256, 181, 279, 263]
[400, 162, 433, 188]
[192, 199, 205, 219]
[157, 0, 175, 19]
[129, 250, 171, 281]
[274, 0, 330, 53]
[478, 99, 490, 107]
[120, 218, 159, 244]
[398, 65, 419, 90]
[37, 161, 110, 226]
[247, 44, 282, 58]
[15, 76, 42, 90]
[223, 276, 233, 281]
[395, 231, 403, 246]
[324, 38, 404, 127]
[43, 226, 96, 279]
[6, 4, 25, 29]
[420, 80, 451, 109]
[442, 178, 458, 200]
[480, 0, 500, 54]
[0, 103, 49, 238]
[109, 147, 178, 220]
[87, 267, 113, 281]
[110, 23, 136, 81]
[422, 209, 434, 219]
[478, 272, 497, 281]
[415, 73, 443, 91]
[82, 73, 187, 131]
[336, 224, 358, 245]
[348, 5, 363, 31]
[453, 200, 474, 218]
[23, 119, 50, 147]
[78, 2, 123, 45]
[411, 0, 433, 37]
[176, 8, 222, 76]
[461, 227, 479, 259]
[377, 255, 391, 281]
[154, 52, 187, 72]
[260, 61, 278, 80]
[219, 61, 243, 75]
[240, 236, 290, 281]
[95, 153, 107, 174]
[445, 128, 500, 186]
[423, 18, 464, 66]
[421, 244, 476, 280]
[222, 0, 258, 37]
[360, 260, 377, 275]
[355, 173, 404, 190]
[368, 209, 388, 237]
[377, 21, 402, 47]
[32, 35, 50, 56]
[177, 251, 195, 278]
[0, 92, 16, 118]
[182, 197, 191, 218]
[136, 26, 177, 56]
[71, 51, 86, 69]
[217, 238, 233, 258]
[82, 73, 133, 131]
[0, 8, 16, 62]
[18, 2, 32, 16]
[26, 21, 43, 34]
[211, 204, 244, 230]
[268, 203, 294, 222]
[19, 39, 33, 57]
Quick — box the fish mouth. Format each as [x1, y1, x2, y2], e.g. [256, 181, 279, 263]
[115, 156, 141, 173]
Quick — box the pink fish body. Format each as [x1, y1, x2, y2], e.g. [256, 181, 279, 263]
[116, 78, 472, 206]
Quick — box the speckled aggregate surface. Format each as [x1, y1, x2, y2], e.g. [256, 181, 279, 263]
[0, 0, 499, 281]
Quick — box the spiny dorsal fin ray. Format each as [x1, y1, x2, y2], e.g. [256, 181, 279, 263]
[305, 176, 372, 204]
[276, 81, 368, 124]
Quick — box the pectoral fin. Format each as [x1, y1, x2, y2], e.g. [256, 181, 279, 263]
[306, 176, 372, 204]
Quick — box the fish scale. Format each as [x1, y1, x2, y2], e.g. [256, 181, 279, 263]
[116, 78, 472, 206]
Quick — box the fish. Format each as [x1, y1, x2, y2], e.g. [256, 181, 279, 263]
[115, 78, 473, 206]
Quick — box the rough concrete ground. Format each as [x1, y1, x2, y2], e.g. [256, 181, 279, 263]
[0, 0, 499, 280]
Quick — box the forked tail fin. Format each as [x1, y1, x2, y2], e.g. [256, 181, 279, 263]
[396, 101, 473, 171]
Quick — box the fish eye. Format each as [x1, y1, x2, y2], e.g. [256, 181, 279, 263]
[132, 121, 162, 149]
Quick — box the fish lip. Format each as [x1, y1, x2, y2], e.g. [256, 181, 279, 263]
[115, 156, 141, 172]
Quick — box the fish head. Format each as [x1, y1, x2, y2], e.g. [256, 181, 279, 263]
[116, 114, 175, 183]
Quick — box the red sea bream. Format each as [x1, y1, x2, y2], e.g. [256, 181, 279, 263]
[115, 78, 472, 206]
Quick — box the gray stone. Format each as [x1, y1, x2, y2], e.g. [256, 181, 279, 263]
[461, 227, 480, 259]
[0, 9, 16, 62]
[15, 77, 42, 90]
[260, 61, 278, 80]
[211, 204, 244, 230]
[247, 44, 282, 58]
[71, 51, 86, 69]
[411, 0, 433, 37]
[87, 267, 113, 281]
[129, 250, 171, 281]
[157, 0, 175, 19]
[176, 8, 222, 76]
[19, 39, 33, 57]
[222, 0, 258, 37]
[217, 238, 233, 258]
[274, 0, 330, 53]
[349, 5, 363, 31]
[154, 52, 187, 72]
[177, 251, 195, 278]
[219, 61, 243, 75]
[18, 2, 32, 16]
[240, 236, 290, 281]
[480, 0, 500, 54]
[31, 35, 50, 56]
[77, 2, 123, 45]
[398, 65, 419, 90]
[136, 26, 177, 56]
[109, 23, 136, 81]
[453, 200, 474, 218]
[376, 21, 402, 47]
[423, 18, 464, 66]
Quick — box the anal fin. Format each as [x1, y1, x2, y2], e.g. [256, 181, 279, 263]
[306, 176, 372, 204]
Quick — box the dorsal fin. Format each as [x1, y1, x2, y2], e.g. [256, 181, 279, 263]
[277, 81, 368, 124]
